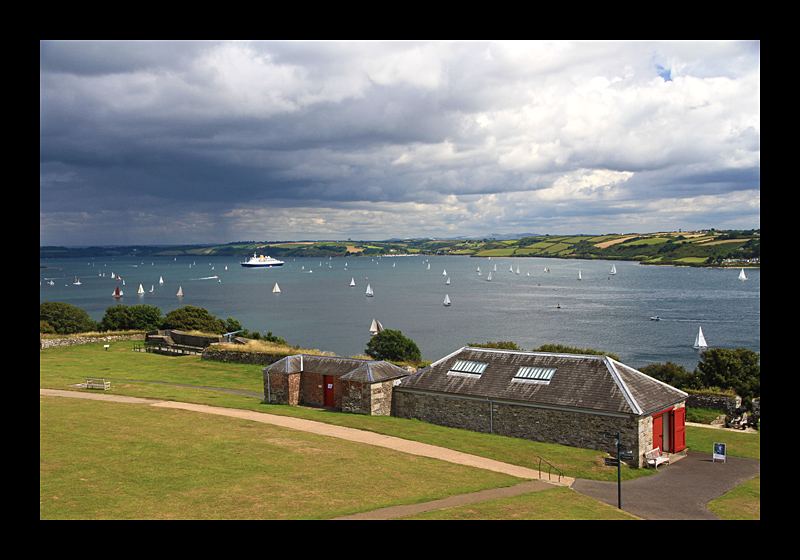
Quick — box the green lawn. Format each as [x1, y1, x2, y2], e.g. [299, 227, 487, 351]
[40, 340, 760, 519]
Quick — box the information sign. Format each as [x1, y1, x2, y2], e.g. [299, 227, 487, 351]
[713, 442, 727, 463]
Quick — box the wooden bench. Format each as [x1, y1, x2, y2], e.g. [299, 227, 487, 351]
[85, 378, 111, 390]
[645, 447, 670, 469]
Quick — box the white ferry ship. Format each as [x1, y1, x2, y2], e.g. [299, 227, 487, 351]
[240, 253, 284, 268]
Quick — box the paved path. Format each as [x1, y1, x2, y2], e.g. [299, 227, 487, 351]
[571, 450, 760, 520]
[41, 389, 758, 520]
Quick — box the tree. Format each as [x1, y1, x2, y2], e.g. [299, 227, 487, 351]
[533, 344, 620, 362]
[161, 306, 226, 334]
[365, 329, 421, 362]
[639, 362, 702, 390]
[40, 302, 97, 334]
[695, 348, 760, 407]
[468, 341, 524, 351]
[99, 304, 163, 332]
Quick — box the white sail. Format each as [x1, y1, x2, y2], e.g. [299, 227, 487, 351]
[176, 286, 183, 297]
[610, 264, 617, 275]
[366, 284, 373, 297]
[443, 294, 451, 306]
[516, 266, 520, 275]
[578, 270, 582, 280]
[350, 277, 356, 287]
[272, 283, 281, 293]
[159, 276, 164, 284]
[138, 284, 144, 295]
[369, 318, 383, 335]
[446, 277, 450, 285]
[443, 269, 447, 276]
[112, 286, 123, 298]
[150, 285, 154, 292]
[487, 271, 492, 281]
[693, 326, 708, 349]
[738, 268, 747, 281]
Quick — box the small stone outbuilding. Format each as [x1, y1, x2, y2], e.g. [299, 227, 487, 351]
[262, 355, 409, 415]
[392, 347, 688, 467]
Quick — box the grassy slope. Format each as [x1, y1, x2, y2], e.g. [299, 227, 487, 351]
[40, 340, 759, 519]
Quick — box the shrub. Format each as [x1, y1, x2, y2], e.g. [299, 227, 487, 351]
[365, 329, 421, 362]
[40, 302, 97, 334]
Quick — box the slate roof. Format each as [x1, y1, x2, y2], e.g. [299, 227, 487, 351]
[262, 355, 409, 383]
[395, 347, 687, 416]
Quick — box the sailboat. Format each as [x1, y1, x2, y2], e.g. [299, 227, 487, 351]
[159, 276, 164, 284]
[486, 271, 492, 281]
[365, 284, 374, 297]
[369, 318, 383, 335]
[443, 269, 447, 276]
[350, 277, 356, 287]
[112, 286, 123, 298]
[578, 270, 582, 280]
[272, 283, 281, 293]
[176, 286, 184, 297]
[610, 264, 617, 275]
[443, 294, 451, 306]
[138, 284, 145, 295]
[738, 268, 748, 281]
[150, 285, 154, 293]
[446, 277, 450, 285]
[693, 326, 708, 349]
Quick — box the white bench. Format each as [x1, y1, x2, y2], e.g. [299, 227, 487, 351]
[85, 378, 111, 390]
[645, 447, 670, 469]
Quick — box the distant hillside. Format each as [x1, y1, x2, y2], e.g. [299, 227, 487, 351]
[40, 229, 759, 267]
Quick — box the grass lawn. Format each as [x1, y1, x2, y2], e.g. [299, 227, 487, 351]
[40, 397, 521, 520]
[403, 486, 640, 520]
[40, 340, 760, 519]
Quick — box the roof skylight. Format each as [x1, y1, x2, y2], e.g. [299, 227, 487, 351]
[447, 359, 488, 377]
[514, 366, 557, 382]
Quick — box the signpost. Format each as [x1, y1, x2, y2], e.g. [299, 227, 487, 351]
[603, 431, 633, 509]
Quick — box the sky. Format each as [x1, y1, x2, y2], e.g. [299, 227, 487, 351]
[40, 40, 760, 246]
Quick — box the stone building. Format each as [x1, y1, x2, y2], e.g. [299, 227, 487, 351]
[392, 347, 688, 467]
[262, 355, 409, 416]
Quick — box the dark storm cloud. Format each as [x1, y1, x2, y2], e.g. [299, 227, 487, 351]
[40, 40, 760, 245]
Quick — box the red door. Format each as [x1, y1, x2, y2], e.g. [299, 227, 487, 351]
[653, 414, 664, 451]
[672, 407, 686, 452]
[324, 375, 335, 407]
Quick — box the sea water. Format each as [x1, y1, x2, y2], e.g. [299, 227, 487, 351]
[40, 254, 760, 370]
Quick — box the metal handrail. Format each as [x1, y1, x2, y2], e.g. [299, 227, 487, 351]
[534, 455, 565, 483]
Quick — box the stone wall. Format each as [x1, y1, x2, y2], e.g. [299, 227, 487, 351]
[202, 348, 289, 366]
[392, 390, 648, 467]
[40, 333, 144, 349]
[685, 392, 742, 417]
[340, 378, 397, 416]
[263, 372, 300, 406]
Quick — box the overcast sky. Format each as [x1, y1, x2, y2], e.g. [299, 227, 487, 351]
[40, 40, 760, 246]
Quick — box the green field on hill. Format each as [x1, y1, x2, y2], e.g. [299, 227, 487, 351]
[41, 229, 759, 268]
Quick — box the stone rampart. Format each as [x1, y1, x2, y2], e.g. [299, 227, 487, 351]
[40, 333, 144, 349]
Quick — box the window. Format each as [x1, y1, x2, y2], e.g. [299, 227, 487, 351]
[447, 359, 488, 378]
[514, 366, 556, 382]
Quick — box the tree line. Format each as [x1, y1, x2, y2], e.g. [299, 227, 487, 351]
[39, 301, 285, 343]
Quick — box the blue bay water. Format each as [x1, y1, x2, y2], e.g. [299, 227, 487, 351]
[40, 255, 760, 370]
